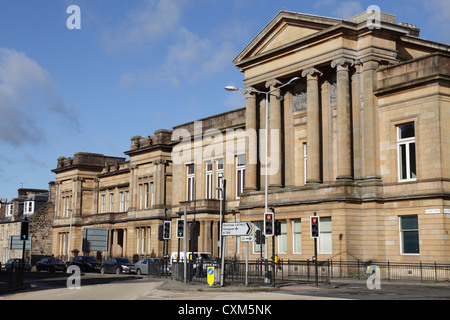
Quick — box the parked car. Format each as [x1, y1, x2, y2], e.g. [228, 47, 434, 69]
[4, 258, 31, 271]
[69, 256, 101, 273]
[36, 257, 67, 273]
[100, 257, 135, 275]
[135, 258, 170, 275]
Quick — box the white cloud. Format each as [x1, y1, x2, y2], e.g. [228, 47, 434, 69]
[112, 1, 239, 87]
[102, 0, 186, 53]
[0, 48, 79, 146]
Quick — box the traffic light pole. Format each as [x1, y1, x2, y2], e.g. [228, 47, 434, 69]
[314, 237, 318, 286]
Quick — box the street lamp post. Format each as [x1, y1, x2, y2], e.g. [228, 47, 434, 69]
[225, 77, 299, 283]
[67, 209, 73, 262]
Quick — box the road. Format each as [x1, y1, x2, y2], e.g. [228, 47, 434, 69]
[1, 271, 449, 301]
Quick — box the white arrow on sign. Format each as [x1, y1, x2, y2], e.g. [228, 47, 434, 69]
[222, 222, 252, 236]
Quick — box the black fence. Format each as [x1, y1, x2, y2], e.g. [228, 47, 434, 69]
[171, 259, 450, 285]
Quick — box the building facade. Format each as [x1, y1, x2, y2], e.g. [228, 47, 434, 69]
[0, 187, 52, 265]
[52, 10, 450, 264]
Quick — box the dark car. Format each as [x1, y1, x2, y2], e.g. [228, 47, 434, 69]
[100, 257, 135, 275]
[4, 258, 31, 271]
[36, 257, 67, 273]
[69, 256, 101, 272]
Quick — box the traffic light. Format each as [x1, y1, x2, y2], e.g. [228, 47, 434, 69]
[264, 212, 274, 236]
[310, 215, 320, 238]
[255, 229, 261, 245]
[20, 219, 30, 241]
[163, 221, 171, 240]
[176, 219, 184, 238]
[275, 221, 282, 236]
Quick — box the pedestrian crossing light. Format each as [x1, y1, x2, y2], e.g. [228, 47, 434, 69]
[163, 221, 171, 240]
[310, 215, 320, 238]
[176, 219, 184, 238]
[264, 212, 274, 237]
[20, 219, 30, 241]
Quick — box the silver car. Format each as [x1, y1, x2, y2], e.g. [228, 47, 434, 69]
[135, 258, 170, 275]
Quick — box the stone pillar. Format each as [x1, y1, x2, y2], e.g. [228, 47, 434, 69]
[155, 160, 168, 208]
[302, 67, 323, 184]
[362, 59, 381, 180]
[265, 79, 282, 188]
[245, 90, 258, 191]
[332, 58, 354, 181]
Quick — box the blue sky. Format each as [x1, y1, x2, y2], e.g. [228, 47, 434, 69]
[0, 0, 448, 201]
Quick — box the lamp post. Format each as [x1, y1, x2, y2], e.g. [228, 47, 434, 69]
[67, 209, 73, 262]
[225, 77, 299, 283]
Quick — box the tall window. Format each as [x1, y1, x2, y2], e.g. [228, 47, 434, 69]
[119, 192, 124, 212]
[109, 193, 114, 212]
[318, 217, 332, 254]
[124, 191, 129, 211]
[100, 194, 105, 213]
[236, 155, 246, 197]
[24, 201, 34, 214]
[397, 123, 416, 181]
[205, 161, 213, 199]
[400, 216, 420, 254]
[216, 159, 224, 199]
[144, 183, 149, 209]
[277, 220, 287, 254]
[187, 164, 195, 201]
[292, 219, 302, 254]
[6, 204, 12, 217]
[150, 182, 154, 207]
[303, 142, 307, 184]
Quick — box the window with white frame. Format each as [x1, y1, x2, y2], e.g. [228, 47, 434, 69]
[292, 219, 302, 254]
[24, 201, 34, 214]
[144, 183, 149, 209]
[400, 215, 420, 254]
[6, 204, 12, 217]
[303, 142, 307, 184]
[119, 192, 124, 212]
[236, 155, 245, 198]
[205, 161, 213, 200]
[397, 123, 416, 181]
[100, 194, 105, 213]
[150, 182, 154, 207]
[187, 164, 195, 201]
[277, 220, 287, 254]
[318, 217, 332, 254]
[125, 191, 129, 211]
[136, 227, 151, 254]
[109, 193, 114, 212]
[216, 159, 224, 200]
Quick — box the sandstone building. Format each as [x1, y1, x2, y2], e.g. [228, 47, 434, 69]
[52, 10, 450, 264]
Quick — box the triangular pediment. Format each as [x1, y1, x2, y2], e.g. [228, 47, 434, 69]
[234, 11, 342, 66]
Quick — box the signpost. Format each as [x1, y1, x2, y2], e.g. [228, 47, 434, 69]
[222, 222, 252, 236]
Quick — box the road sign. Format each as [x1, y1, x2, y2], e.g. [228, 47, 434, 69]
[240, 235, 254, 242]
[207, 267, 215, 287]
[9, 236, 32, 250]
[82, 228, 108, 252]
[222, 222, 252, 236]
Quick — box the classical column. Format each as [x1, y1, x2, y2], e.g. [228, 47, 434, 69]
[244, 89, 258, 191]
[155, 160, 168, 208]
[332, 58, 354, 181]
[362, 59, 381, 180]
[302, 67, 323, 184]
[265, 79, 282, 188]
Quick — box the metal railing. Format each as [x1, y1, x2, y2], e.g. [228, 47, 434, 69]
[171, 259, 450, 285]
